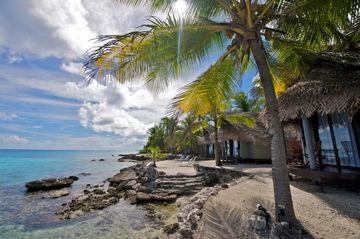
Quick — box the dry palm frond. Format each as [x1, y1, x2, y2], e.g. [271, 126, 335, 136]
[197, 199, 247, 239]
[278, 52, 360, 121]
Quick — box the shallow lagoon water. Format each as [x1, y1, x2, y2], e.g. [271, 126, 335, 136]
[0, 150, 163, 239]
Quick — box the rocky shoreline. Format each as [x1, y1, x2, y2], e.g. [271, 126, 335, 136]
[56, 163, 207, 220]
[24, 154, 245, 238]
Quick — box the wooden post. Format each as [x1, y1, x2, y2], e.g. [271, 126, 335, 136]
[224, 140, 228, 162]
[237, 139, 241, 163]
[301, 117, 317, 169]
[327, 115, 341, 173]
[229, 140, 234, 158]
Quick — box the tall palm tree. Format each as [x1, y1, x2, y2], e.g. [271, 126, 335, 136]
[232, 91, 264, 112]
[170, 66, 255, 166]
[174, 114, 202, 154]
[84, 0, 358, 222]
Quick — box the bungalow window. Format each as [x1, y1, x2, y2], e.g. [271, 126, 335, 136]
[353, 112, 360, 153]
[207, 144, 214, 155]
[318, 113, 360, 168]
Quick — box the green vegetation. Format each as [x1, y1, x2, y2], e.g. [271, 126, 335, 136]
[141, 92, 259, 157]
[171, 76, 256, 165]
[140, 117, 177, 153]
[85, 0, 359, 224]
[148, 146, 161, 166]
[140, 115, 202, 155]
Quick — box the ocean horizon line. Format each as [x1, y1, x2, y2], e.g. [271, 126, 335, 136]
[0, 148, 137, 153]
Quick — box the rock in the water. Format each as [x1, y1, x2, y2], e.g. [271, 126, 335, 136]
[42, 188, 70, 198]
[107, 187, 117, 195]
[136, 192, 151, 202]
[79, 172, 91, 176]
[119, 154, 150, 161]
[68, 176, 79, 181]
[125, 190, 137, 204]
[93, 189, 106, 195]
[99, 159, 105, 161]
[26, 177, 74, 191]
[116, 181, 128, 191]
[108, 168, 137, 185]
[125, 180, 137, 189]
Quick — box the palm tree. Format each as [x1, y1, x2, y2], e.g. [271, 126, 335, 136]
[232, 91, 264, 113]
[84, 0, 358, 223]
[148, 145, 161, 167]
[170, 71, 255, 166]
[174, 114, 203, 154]
[141, 117, 177, 153]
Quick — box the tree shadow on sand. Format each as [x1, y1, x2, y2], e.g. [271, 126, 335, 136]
[290, 178, 360, 221]
[196, 198, 314, 239]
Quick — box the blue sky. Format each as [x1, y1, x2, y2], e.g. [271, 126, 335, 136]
[0, 0, 256, 151]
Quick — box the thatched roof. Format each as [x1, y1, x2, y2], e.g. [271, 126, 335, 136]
[278, 52, 360, 121]
[198, 112, 270, 146]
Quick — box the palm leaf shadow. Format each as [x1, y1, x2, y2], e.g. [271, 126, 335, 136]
[197, 199, 249, 239]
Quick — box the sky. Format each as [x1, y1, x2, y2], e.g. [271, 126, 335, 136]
[0, 0, 256, 151]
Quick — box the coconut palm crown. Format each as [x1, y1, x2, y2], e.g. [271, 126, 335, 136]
[84, 0, 359, 223]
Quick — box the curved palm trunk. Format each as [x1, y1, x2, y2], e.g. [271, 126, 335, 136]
[249, 35, 295, 223]
[214, 117, 221, 166]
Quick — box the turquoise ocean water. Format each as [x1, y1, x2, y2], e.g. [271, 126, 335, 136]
[0, 149, 162, 239]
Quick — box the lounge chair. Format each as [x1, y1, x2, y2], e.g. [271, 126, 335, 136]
[176, 155, 185, 161]
[179, 155, 190, 162]
[180, 156, 197, 167]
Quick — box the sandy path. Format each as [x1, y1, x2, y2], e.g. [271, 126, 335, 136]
[156, 160, 198, 176]
[205, 169, 360, 239]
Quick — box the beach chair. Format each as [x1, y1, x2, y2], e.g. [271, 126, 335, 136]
[180, 156, 197, 167]
[180, 155, 190, 162]
[176, 155, 186, 161]
[176, 155, 187, 162]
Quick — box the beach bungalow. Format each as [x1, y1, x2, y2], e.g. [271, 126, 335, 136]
[199, 112, 272, 164]
[278, 52, 360, 179]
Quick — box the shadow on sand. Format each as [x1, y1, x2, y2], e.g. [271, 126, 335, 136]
[290, 178, 360, 221]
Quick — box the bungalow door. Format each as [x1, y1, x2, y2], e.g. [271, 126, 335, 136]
[317, 113, 360, 169]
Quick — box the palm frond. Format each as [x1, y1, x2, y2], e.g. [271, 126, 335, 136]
[84, 15, 228, 93]
[220, 112, 256, 128]
[189, 120, 208, 134]
[170, 54, 243, 117]
[275, 0, 360, 49]
[117, 0, 232, 18]
[197, 199, 247, 239]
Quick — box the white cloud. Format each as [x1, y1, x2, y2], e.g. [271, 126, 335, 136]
[0, 112, 18, 121]
[79, 102, 151, 136]
[0, 0, 202, 149]
[64, 78, 192, 137]
[60, 62, 84, 75]
[0, 135, 28, 144]
[66, 80, 167, 137]
[0, 0, 160, 59]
